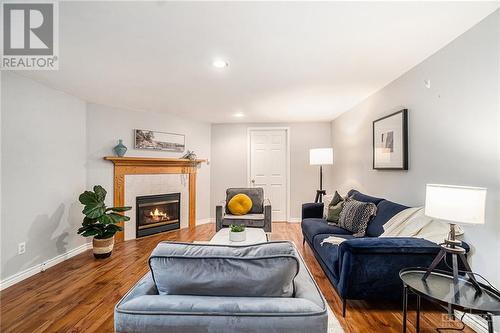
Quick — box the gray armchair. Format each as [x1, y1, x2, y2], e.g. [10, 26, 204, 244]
[216, 187, 271, 232]
[115, 242, 327, 333]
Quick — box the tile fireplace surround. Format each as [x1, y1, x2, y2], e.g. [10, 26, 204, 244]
[104, 157, 206, 242]
[125, 175, 186, 240]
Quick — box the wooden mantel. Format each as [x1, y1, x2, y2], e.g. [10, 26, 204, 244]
[104, 156, 207, 242]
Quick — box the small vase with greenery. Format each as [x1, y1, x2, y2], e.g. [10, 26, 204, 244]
[77, 185, 131, 259]
[229, 224, 246, 242]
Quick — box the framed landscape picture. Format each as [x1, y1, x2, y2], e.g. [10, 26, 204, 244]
[372, 109, 408, 170]
[134, 129, 185, 152]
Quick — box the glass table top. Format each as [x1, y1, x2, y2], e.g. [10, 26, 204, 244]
[400, 268, 500, 314]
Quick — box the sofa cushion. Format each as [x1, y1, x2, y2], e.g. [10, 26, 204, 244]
[348, 189, 384, 205]
[149, 241, 299, 297]
[366, 200, 409, 237]
[226, 188, 263, 214]
[221, 218, 265, 228]
[338, 199, 377, 237]
[312, 234, 355, 279]
[224, 213, 264, 220]
[301, 218, 352, 242]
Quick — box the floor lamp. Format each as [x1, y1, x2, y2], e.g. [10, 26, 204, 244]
[309, 148, 333, 203]
[423, 184, 486, 294]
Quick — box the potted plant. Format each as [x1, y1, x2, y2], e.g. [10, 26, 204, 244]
[77, 185, 131, 259]
[229, 224, 246, 242]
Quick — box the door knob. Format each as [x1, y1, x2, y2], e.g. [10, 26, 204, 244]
[251, 179, 255, 184]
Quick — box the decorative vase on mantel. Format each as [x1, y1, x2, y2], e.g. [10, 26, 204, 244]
[113, 139, 127, 157]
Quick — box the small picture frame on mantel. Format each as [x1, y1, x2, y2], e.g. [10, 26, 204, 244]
[372, 109, 408, 170]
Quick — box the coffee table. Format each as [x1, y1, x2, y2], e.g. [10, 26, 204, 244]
[209, 228, 268, 245]
[400, 267, 500, 333]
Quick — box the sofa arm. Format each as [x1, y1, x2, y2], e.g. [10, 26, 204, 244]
[216, 203, 224, 231]
[339, 237, 470, 255]
[339, 237, 442, 255]
[302, 203, 324, 220]
[263, 199, 272, 232]
[335, 237, 470, 300]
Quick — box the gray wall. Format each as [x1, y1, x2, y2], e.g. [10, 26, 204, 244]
[330, 10, 500, 287]
[86, 103, 211, 221]
[211, 122, 333, 220]
[0, 75, 212, 282]
[1, 72, 88, 279]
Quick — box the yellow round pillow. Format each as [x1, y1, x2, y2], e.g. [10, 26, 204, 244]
[228, 194, 253, 215]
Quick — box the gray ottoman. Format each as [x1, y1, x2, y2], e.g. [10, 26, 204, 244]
[115, 241, 328, 333]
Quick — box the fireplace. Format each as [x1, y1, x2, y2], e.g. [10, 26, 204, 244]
[136, 193, 180, 238]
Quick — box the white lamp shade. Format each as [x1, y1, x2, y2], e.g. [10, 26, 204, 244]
[309, 148, 333, 165]
[425, 184, 486, 225]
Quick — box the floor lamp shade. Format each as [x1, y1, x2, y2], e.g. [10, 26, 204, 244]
[309, 148, 333, 165]
[425, 184, 487, 225]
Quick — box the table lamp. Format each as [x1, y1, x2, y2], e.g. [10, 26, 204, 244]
[309, 148, 333, 203]
[422, 184, 486, 293]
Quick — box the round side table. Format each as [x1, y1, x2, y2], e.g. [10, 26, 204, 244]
[399, 268, 500, 333]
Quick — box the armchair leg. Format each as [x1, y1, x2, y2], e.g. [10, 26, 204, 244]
[302, 237, 306, 246]
[342, 298, 347, 317]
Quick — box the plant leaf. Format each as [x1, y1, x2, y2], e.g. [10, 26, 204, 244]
[93, 185, 107, 202]
[79, 191, 99, 205]
[98, 214, 113, 225]
[108, 212, 130, 223]
[106, 206, 132, 212]
[82, 216, 97, 226]
[82, 203, 106, 219]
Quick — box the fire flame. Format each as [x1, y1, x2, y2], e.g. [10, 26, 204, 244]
[150, 208, 167, 219]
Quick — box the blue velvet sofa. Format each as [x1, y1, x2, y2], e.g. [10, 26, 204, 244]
[301, 189, 469, 316]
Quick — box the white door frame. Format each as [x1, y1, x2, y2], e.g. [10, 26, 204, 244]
[247, 127, 291, 222]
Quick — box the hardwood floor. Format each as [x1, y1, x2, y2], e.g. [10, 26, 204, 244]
[0, 222, 471, 333]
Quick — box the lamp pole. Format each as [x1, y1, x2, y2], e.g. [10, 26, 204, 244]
[320, 165, 323, 191]
[315, 165, 326, 203]
[309, 148, 332, 203]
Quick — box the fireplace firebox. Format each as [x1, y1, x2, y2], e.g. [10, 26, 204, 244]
[136, 193, 180, 238]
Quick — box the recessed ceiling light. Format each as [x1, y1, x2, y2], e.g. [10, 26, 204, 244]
[233, 112, 245, 118]
[213, 59, 229, 68]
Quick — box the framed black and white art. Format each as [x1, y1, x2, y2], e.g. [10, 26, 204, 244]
[134, 129, 185, 152]
[372, 109, 408, 170]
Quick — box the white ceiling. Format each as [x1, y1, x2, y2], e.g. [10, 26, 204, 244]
[20, 1, 499, 123]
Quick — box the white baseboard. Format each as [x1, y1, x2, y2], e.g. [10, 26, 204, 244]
[288, 218, 301, 223]
[455, 310, 497, 333]
[196, 218, 214, 225]
[0, 242, 92, 291]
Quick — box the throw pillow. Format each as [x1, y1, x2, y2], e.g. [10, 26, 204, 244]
[330, 191, 343, 206]
[338, 198, 377, 237]
[150, 241, 299, 297]
[327, 191, 344, 224]
[227, 193, 253, 215]
[322, 194, 334, 218]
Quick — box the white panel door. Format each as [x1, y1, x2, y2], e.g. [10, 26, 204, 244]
[249, 129, 287, 221]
